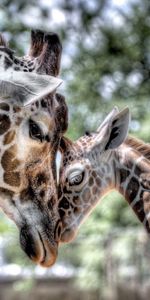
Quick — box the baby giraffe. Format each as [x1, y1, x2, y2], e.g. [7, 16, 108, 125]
[58, 107, 150, 243]
[0, 31, 68, 267]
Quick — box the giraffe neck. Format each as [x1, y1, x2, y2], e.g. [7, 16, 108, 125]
[114, 143, 150, 232]
[59, 137, 150, 243]
[78, 143, 150, 232]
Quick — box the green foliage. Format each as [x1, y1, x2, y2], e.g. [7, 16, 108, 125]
[0, 212, 15, 233]
[61, 0, 150, 140]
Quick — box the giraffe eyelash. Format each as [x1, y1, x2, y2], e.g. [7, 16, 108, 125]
[68, 172, 85, 186]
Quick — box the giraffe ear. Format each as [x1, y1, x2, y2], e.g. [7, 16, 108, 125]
[0, 70, 63, 106]
[104, 107, 130, 150]
[97, 106, 119, 132]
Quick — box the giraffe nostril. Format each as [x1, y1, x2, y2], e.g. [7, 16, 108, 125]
[54, 220, 62, 242]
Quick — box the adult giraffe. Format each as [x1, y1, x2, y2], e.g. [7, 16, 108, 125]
[0, 30, 68, 267]
[57, 107, 150, 243]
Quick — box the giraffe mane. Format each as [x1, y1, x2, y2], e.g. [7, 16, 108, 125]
[60, 136, 73, 151]
[125, 136, 150, 161]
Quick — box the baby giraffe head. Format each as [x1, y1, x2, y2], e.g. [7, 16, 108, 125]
[58, 107, 130, 243]
[0, 31, 68, 267]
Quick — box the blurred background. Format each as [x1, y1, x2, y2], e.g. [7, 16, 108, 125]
[0, 0, 150, 299]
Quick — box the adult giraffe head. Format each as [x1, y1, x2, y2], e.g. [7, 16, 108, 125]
[0, 30, 68, 267]
[58, 107, 150, 243]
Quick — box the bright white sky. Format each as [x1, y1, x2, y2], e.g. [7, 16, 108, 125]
[111, 0, 128, 6]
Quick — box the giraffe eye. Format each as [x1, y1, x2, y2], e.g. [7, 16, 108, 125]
[69, 172, 84, 186]
[29, 119, 43, 142]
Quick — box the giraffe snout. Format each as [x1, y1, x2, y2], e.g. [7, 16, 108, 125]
[20, 224, 58, 267]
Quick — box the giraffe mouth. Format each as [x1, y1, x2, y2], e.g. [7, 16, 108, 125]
[60, 226, 77, 243]
[37, 230, 58, 267]
[20, 226, 58, 267]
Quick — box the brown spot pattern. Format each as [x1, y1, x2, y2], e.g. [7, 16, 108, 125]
[82, 188, 91, 202]
[74, 207, 81, 214]
[20, 186, 35, 202]
[119, 168, 130, 183]
[0, 114, 11, 135]
[0, 103, 10, 111]
[13, 105, 21, 113]
[4, 171, 20, 187]
[133, 200, 145, 223]
[59, 197, 70, 209]
[92, 186, 98, 195]
[126, 177, 139, 200]
[92, 171, 97, 178]
[73, 196, 80, 205]
[40, 190, 45, 198]
[35, 173, 48, 185]
[95, 177, 101, 186]
[15, 117, 23, 126]
[59, 208, 65, 219]
[0, 187, 14, 197]
[1, 145, 20, 171]
[143, 191, 150, 215]
[140, 173, 150, 189]
[134, 165, 141, 177]
[4, 130, 16, 145]
[89, 177, 94, 186]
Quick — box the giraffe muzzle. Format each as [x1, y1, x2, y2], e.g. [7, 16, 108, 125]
[60, 225, 77, 243]
[20, 225, 58, 267]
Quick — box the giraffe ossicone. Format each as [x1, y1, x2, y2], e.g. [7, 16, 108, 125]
[58, 107, 150, 243]
[0, 30, 68, 267]
[0, 38, 63, 106]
